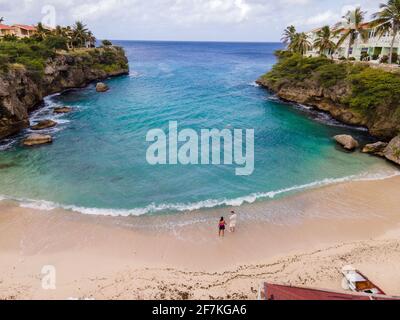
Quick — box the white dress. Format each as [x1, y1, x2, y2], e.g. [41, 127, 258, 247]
[229, 214, 237, 228]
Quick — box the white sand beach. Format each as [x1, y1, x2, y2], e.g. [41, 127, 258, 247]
[1, 175, 400, 300]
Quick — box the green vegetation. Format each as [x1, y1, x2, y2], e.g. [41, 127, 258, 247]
[0, 41, 55, 76]
[261, 52, 400, 121]
[0, 20, 127, 79]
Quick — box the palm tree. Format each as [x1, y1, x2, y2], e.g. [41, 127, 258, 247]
[72, 21, 89, 48]
[371, 0, 400, 63]
[313, 26, 336, 57]
[86, 31, 96, 48]
[289, 32, 312, 55]
[281, 25, 297, 47]
[35, 22, 50, 40]
[335, 7, 369, 59]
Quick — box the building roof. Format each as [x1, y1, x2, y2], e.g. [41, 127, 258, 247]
[0, 24, 13, 30]
[261, 283, 399, 301]
[12, 24, 36, 31]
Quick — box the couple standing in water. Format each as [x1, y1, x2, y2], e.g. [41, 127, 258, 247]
[218, 211, 237, 237]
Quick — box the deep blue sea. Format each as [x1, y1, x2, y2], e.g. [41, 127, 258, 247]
[0, 41, 396, 216]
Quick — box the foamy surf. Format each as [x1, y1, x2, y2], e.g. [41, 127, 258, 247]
[1, 169, 399, 217]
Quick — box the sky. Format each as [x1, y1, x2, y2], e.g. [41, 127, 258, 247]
[0, 0, 382, 42]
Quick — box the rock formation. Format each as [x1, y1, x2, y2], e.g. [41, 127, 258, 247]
[30, 119, 57, 130]
[0, 46, 129, 140]
[96, 82, 109, 92]
[334, 135, 359, 150]
[22, 134, 52, 146]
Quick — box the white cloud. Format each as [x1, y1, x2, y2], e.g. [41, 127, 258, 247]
[0, 0, 383, 41]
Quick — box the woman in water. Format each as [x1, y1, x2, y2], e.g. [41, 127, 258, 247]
[218, 217, 226, 237]
[229, 211, 237, 233]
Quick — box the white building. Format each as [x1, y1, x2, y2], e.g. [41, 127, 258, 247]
[305, 22, 400, 62]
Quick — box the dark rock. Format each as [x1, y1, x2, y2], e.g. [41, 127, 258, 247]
[30, 119, 57, 130]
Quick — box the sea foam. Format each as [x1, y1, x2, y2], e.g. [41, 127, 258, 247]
[1, 169, 399, 217]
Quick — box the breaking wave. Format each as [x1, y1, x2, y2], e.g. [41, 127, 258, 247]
[1, 170, 399, 217]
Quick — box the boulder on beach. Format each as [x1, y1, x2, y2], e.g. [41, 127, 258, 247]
[334, 134, 359, 150]
[96, 82, 109, 92]
[30, 119, 57, 130]
[22, 134, 52, 146]
[383, 135, 400, 165]
[362, 141, 388, 156]
[53, 107, 72, 114]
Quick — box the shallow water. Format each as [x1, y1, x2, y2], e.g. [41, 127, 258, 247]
[0, 41, 396, 216]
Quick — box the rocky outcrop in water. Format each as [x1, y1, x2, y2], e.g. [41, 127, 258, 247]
[96, 82, 109, 92]
[23, 134, 53, 146]
[53, 107, 73, 114]
[362, 142, 388, 156]
[31, 119, 57, 130]
[334, 135, 359, 150]
[0, 46, 129, 140]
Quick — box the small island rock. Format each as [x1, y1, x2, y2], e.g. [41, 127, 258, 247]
[334, 135, 359, 150]
[23, 134, 53, 146]
[30, 119, 57, 130]
[54, 107, 73, 114]
[96, 82, 109, 92]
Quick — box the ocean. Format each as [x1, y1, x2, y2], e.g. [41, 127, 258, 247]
[0, 41, 397, 216]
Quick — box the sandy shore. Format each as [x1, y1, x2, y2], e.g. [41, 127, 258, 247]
[1, 175, 400, 300]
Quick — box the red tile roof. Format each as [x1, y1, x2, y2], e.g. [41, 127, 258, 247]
[12, 24, 36, 31]
[0, 24, 13, 30]
[262, 283, 400, 300]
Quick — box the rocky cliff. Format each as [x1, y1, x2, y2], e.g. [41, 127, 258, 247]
[0, 46, 129, 140]
[256, 52, 400, 141]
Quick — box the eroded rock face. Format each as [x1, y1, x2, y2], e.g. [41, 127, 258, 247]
[362, 141, 388, 156]
[53, 107, 73, 114]
[30, 119, 57, 130]
[22, 134, 52, 146]
[96, 82, 109, 92]
[256, 77, 400, 140]
[0, 46, 129, 140]
[334, 134, 359, 150]
[384, 136, 400, 165]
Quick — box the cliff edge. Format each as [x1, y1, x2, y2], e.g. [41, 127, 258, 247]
[0, 46, 129, 140]
[257, 51, 400, 140]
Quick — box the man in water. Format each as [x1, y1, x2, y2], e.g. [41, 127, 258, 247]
[229, 211, 237, 233]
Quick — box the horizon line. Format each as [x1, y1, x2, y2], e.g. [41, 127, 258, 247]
[106, 39, 283, 44]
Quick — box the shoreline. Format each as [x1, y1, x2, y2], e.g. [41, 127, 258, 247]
[1, 175, 400, 299]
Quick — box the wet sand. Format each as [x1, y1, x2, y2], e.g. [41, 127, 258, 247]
[1, 176, 400, 299]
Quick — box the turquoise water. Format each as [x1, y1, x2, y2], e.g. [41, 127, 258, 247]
[0, 41, 394, 216]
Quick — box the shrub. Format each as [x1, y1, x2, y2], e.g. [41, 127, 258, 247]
[380, 55, 389, 64]
[391, 52, 398, 64]
[348, 57, 356, 61]
[44, 36, 68, 51]
[339, 56, 347, 61]
[372, 54, 379, 60]
[102, 40, 112, 47]
[314, 63, 347, 88]
[347, 67, 400, 114]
